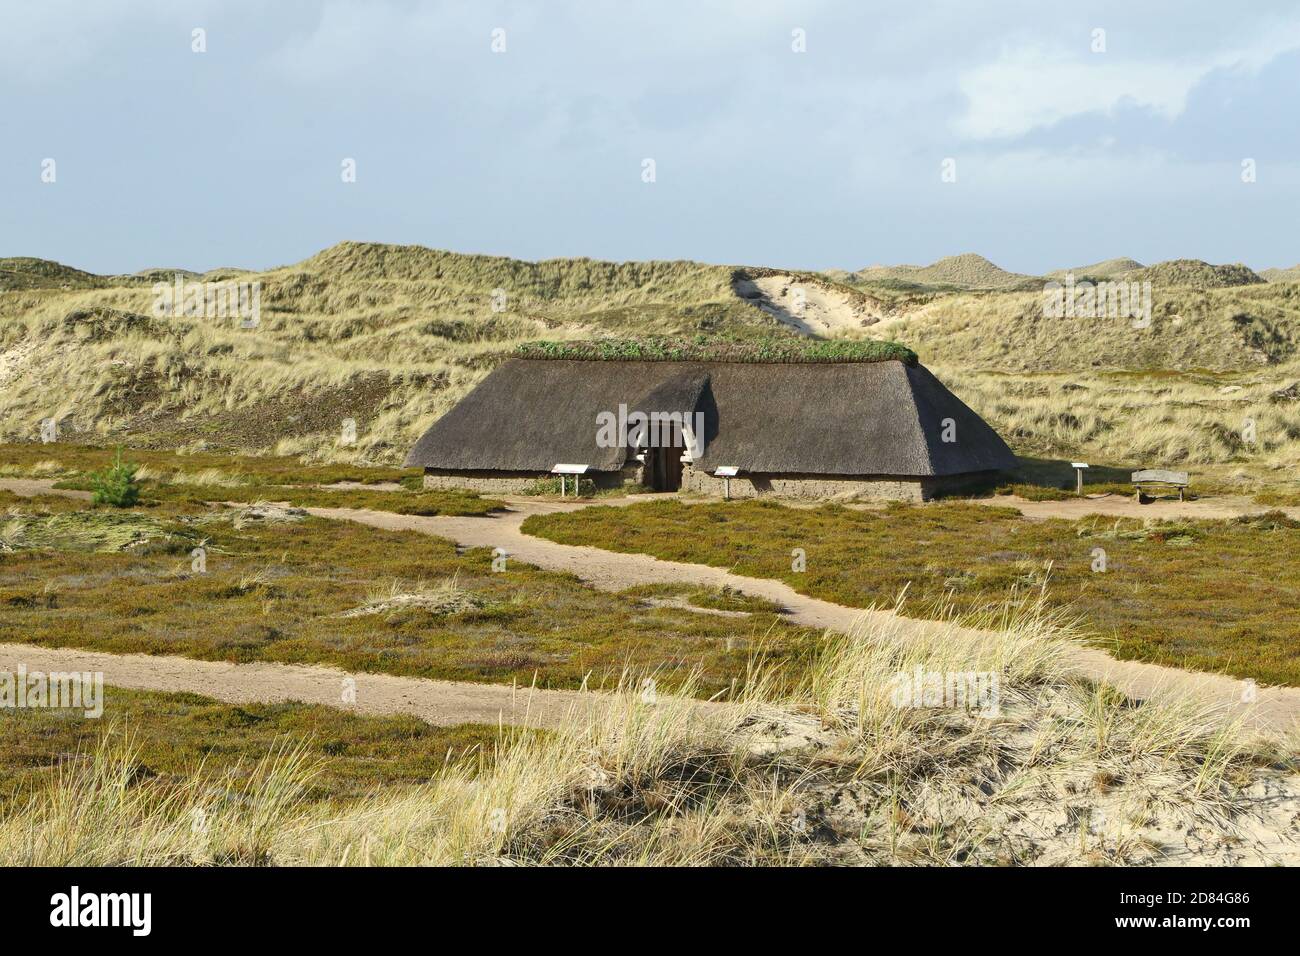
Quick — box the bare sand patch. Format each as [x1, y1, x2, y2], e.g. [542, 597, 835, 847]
[734, 273, 891, 337]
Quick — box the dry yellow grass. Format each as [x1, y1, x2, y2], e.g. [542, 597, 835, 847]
[933, 364, 1300, 488]
[0, 244, 776, 463]
[4, 595, 1295, 867]
[4, 243, 1299, 493]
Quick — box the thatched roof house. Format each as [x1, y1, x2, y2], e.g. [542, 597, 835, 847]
[407, 341, 1016, 500]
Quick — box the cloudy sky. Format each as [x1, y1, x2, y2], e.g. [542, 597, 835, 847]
[4, 1, 1299, 274]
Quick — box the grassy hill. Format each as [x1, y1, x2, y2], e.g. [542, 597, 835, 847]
[850, 253, 1039, 292]
[0, 243, 789, 461]
[2, 242, 1299, 483]
[1045, 257, 1144, 281]
[0, 258, 106, 292]
[855, 255, 1266, 291]
[1261, 264, 1300, 283]
[1129, 259, 1265, 288]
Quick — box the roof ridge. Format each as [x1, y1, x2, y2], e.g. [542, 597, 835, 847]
[897, 362, 939, 475]
[513, 338, 918, 365]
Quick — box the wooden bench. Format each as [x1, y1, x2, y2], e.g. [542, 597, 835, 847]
[1131, 469, 1190, 503]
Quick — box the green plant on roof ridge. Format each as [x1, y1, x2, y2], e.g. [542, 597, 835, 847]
[514, 337, 918, 365]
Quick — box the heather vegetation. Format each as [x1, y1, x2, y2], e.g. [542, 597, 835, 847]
[524, 498, 1300, 686]
[0, 496, 817, 692]
[0, 688, 505, 808]
[0, 442, 491, 516]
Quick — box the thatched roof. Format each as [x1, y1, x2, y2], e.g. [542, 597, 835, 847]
[406, 359, 1016, 477]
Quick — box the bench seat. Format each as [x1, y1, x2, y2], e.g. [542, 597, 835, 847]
[1131, 468, 1190, 502]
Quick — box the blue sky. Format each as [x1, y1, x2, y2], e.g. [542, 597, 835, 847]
[4, 0, 1300, 275]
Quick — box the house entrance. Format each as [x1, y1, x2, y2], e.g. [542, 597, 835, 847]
[646, 421, 685, 491]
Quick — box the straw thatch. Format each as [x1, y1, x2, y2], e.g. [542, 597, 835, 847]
[406, 358, 1016, 477]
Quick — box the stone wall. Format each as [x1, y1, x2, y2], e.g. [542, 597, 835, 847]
[681, 467, 938, 501]
[425, 466, 996, 501]
[422, 468, 630, 494]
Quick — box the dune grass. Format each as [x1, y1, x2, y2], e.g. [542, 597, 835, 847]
[6, 242, 1300, 497]
[0, 244, 784, 462]
[523, 498, 1300, 687]
[932, 365, 1300, 484]
[2, 597, 1292, 866]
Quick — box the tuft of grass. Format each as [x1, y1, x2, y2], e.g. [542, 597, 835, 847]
[342, 576, 493, 619]
[0, 509, 178, 553]
[621, 582, 784, 615]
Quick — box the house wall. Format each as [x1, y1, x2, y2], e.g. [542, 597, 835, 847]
[680, 468, 1000, 501]
[422, 468, 631, 494]
[425, 466, 997, 501]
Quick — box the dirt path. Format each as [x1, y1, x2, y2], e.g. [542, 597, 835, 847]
[4, 478, 1299, 731]
[0, 642, 606, 729]
[305, 499, 1300, 731]
[968, 492, 1300, 522]
[0, 478, 92, 500]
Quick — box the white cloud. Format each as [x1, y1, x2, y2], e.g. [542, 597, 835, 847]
[955, 26, 1300, 139]
[955, 50, 1199, 138]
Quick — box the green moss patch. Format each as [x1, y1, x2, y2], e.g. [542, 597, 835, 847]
[515, 337, 917, 365]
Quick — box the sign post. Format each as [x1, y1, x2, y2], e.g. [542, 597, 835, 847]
[1071, 462, 1089, 497]
[714, 466, 739, 500]
[551, 463, 589, 498]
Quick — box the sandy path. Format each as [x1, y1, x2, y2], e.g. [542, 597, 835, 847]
[305, 500, 867, 632]
[0, 642, 605, 729]
[736, 274, 887, 337]
[4, 478, 1298, 731]
[0, 478, 92, 500]
[968, 492, 1300, 522]
[306, 499, 1300, 731]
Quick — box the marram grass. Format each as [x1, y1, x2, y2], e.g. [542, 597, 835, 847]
[1, 595, 1290, 867]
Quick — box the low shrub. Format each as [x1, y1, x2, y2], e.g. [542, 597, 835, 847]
[88, 449, 141, 508]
